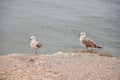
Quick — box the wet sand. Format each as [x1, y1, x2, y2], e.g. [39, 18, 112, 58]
[0, 51, 120, 80]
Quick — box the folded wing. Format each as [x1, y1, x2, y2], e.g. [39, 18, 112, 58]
[82, 38, 102, 48]
[36, 41, 42, 48]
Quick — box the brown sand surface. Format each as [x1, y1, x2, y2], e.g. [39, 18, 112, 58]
[0, 52, 120, 80]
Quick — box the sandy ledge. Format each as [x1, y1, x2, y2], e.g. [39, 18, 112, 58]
[0, 51, 120, 80]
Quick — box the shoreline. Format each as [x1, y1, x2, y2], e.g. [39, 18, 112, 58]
[0, 51, 120, 80]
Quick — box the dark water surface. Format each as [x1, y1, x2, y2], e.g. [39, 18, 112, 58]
[0, 0, 120, 56]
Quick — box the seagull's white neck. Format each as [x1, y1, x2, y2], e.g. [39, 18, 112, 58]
[80, 34, 86, 40]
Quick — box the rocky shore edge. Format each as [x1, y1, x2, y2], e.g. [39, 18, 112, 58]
[0, 51, 120, 80]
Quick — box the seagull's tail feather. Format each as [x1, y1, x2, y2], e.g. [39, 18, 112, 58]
[96, 45, 103, 49]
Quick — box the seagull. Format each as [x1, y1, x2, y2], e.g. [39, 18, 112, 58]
[30, 36, 42, 54]
[79, 32, 102, 51]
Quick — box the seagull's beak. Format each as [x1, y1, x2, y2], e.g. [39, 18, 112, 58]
[29, 39, 32, 41]
[78, 34, 80, 36]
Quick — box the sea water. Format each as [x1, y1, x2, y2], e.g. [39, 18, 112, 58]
[0, 0, 120, 56]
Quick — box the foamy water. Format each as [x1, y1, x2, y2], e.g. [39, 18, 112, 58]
[0, 0, 120, 56]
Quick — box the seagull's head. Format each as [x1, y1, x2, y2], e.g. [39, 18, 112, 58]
[80, 32, 86, 36]
[30, 36, 36, 41]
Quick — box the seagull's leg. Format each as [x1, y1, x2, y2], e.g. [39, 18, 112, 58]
[35, 49, 37, 54]
[90, 49, 93, 52]
[86, 47, 89, 52]
[85, 47, 87, 51]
